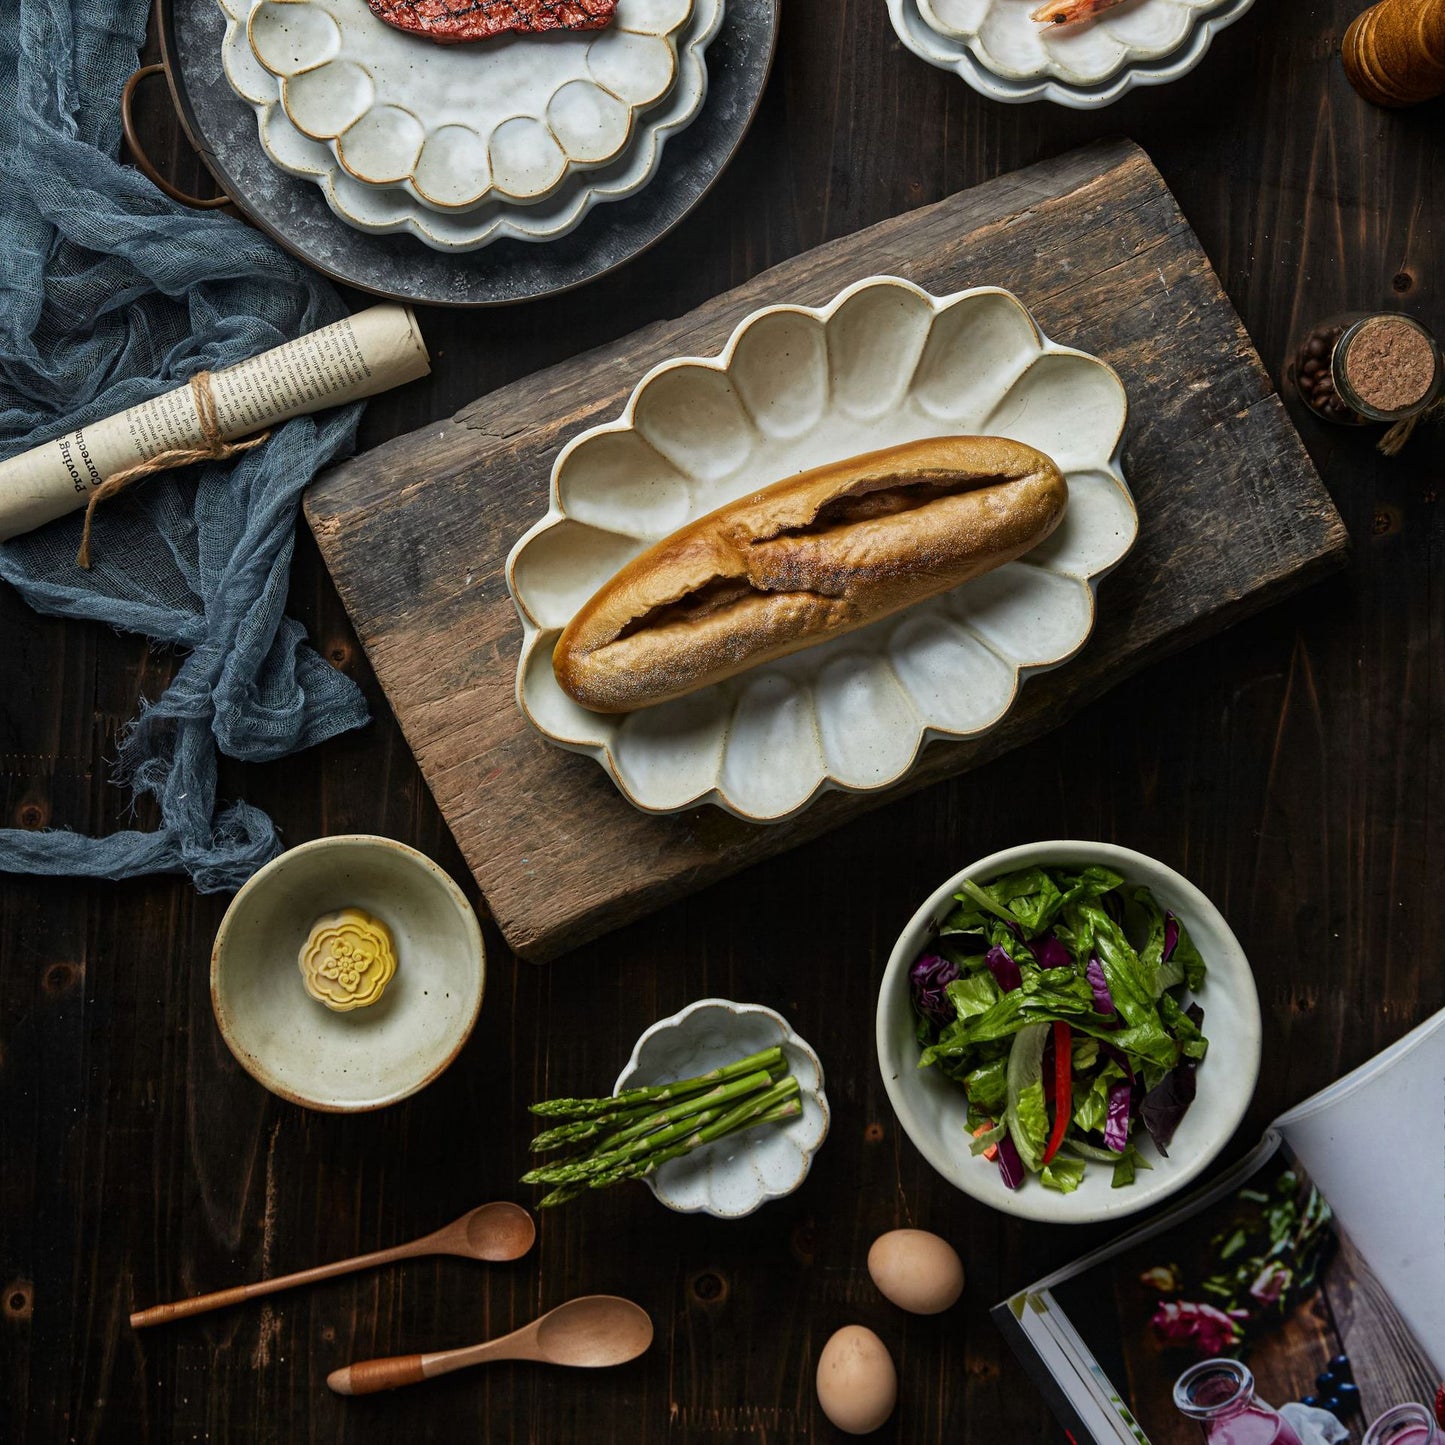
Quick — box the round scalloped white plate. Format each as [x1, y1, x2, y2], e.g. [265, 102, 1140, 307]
[244, 0, 696, 208]
[219, 0, 722, 247]
[891, 0, 1253, 106]
[615, 999, 829, 1217]
[506, 277, 1138, 822]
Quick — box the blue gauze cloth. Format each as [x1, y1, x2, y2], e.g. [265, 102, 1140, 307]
[0, 0, 370, 891]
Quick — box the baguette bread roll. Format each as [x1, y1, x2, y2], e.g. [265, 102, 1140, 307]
[552, 435, 1067, 713]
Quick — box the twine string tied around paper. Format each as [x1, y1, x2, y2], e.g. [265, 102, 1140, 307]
[75, 371, 270, 568]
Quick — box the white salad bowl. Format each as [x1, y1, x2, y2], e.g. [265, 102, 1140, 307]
[614, 999, 830, 1217]
[507, 276, 1136, 821]
[876, 841, 1261, 1225]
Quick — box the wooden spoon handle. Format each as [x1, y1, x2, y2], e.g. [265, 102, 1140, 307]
[327, 1354, 429, 1396]
[129, 1242, 420, 1328]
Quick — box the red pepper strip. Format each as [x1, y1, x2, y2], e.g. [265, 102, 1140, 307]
[1040, 1021, 1072, 1166]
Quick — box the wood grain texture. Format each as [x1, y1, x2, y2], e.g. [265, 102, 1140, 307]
[4, 3, 1445, 1443]
[305, 139, 1347, 960]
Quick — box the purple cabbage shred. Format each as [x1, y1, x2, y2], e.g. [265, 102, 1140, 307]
[1163, 911, 1180, 962]
[1086, 956, 1116, 1016]
[1027, 933, 1072, 969]
[995, 1133, 1025, 1190]
[1104, 1079, 1132, 1152]
[909, 953, 960, 1025]
[984, 945, 1023, 994]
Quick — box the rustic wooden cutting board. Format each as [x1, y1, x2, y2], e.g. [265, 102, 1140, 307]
[305, 139, 1348, 962]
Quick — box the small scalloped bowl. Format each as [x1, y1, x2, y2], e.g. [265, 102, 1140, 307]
[890, 0, 1254, 109]
[507, 276, 1136, 821]
[914, 0, 1246, 89]
[613, 1000, 830, 1217]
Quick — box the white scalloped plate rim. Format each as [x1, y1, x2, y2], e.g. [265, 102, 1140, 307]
[244, 0, 697, 210]
[613, 998, 831, 1217]
[505, 276, 1138, 823]
[889, 0, 1254, 107]
[217, 0, 722, 246]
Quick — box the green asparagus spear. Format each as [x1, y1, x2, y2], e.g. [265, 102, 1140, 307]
[601, 1095, 803, 1187]
[578, 1076, 801, 1188]
[588, 1069, 780, 1154]
[527, 1047, 784, 1119]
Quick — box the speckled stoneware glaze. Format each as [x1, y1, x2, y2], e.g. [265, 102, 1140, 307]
[614, 1000, 829, 1217]
[891, 0, 1253, 107]
[507, 276, 1136, 822]
[239, 0, 697, 208]
[876, 841, 1262, 1225]
[211, 835, 485, 1111]
[220, 0, 722, 247]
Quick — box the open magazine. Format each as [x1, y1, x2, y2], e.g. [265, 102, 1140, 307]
[995, 1009, 1445, 1444]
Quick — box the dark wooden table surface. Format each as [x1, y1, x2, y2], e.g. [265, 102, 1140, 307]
[3, 3, 1443, 1442]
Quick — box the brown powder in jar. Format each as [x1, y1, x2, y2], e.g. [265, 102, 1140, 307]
[1341, 317, 1438, 414]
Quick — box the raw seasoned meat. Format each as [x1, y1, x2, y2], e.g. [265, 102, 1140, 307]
[365, 0, 617, 42]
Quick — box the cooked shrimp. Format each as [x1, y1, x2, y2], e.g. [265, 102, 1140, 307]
[1031, 0, 1129, 25]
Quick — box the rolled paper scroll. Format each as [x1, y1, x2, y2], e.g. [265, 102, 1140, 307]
[0, 303, 431, 545]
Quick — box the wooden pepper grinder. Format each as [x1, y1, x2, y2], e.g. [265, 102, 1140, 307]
[1343, 0, 1445, 105]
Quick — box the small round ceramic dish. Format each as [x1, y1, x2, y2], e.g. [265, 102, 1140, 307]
[211, 835, 485, 1111]
[507, 276, 1136, 821]
[244, 0, 695, 209]
[876, 841, 1261, 1225]
[614, 1000, 830, 1217]
[889, 0, 1254, 108]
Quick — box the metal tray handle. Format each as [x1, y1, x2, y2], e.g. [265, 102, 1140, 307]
[121, 63, 233, 210]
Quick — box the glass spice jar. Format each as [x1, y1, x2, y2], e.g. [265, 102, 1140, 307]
[1289, 311, 1443, 426]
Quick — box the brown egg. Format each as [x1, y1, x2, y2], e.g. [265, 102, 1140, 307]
[815, 1325, 897, 1435]
[867, 1228, 965, 1315]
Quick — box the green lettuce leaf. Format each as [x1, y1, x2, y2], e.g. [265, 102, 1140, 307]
[1042, 1157, 1087, 1193]
[1072, 1061, 1126, 1135]
[962, 1057, 1008, 1113]
[1111, 1142, 1155, 1189]
[969, 1121, 1007, 1156]
[946, 973, 1001, 1023]
[1004, 1023, 1051, 1172]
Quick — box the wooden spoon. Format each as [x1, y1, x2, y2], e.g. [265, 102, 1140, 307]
[129, 1202, 536, 1329]
[327, 1294, 654, 1396]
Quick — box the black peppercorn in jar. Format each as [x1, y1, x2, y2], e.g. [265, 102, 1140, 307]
[1289, 311, 1443, 426]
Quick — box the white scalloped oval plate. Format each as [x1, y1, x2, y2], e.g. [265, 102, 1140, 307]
[240, 0, 698, 210]
[891, 0, 1253, 106]
[614, 999, 830, 1217]
[506, 277, 1137, 822]
[219, 0, 721, 247]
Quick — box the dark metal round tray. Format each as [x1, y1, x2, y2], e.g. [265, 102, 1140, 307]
[153, 0, 777, 307]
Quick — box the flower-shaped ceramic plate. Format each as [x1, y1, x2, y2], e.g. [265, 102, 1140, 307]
[614, 1000, 829, 1217]
[891, 0, 1253, 107]
[507, 277, 1137, 821]
[243, 0, 696, 209]
[220, 0, 722, 247]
